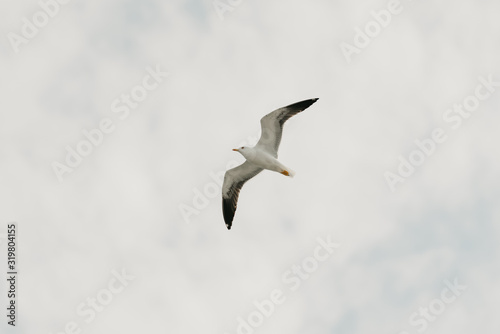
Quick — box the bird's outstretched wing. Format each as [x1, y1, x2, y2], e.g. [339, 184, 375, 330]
[222, 161, 263, 229]
[255, 98, 318, 157]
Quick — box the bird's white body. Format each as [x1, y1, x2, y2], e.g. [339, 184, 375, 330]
[237, 147, 295, 177]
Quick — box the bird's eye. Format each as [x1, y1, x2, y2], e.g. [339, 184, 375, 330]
[241, 147, 244, 149]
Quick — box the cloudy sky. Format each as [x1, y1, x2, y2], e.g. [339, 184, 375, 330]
[1, 0, 499, 333]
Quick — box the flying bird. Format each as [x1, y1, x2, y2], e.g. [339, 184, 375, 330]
[222, 98, 319, 229]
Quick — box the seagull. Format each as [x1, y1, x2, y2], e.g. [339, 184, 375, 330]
[222, 98, 319, 229]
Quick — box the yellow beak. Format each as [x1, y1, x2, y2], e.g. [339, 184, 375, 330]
[232, 148, 239, 151]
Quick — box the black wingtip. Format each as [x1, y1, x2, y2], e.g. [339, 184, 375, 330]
[222, 198, 234, 230]
[286, 98, 319, 111]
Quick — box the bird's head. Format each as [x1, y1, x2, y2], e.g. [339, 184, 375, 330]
[232, 146, 246, 152]
[232, 146, 252, 158]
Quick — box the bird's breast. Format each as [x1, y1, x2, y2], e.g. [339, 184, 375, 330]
[247, 150, 280, 170]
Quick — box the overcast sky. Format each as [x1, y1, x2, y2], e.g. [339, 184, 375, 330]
[1, 0, 499, 333]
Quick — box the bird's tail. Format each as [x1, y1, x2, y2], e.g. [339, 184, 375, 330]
[281, 168, 295, 178]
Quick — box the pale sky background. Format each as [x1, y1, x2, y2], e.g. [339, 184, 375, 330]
[1, 0, 499, 333]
